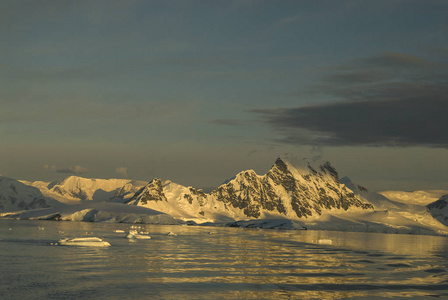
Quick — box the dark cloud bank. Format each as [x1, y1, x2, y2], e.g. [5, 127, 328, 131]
[254, 52, 448, 148]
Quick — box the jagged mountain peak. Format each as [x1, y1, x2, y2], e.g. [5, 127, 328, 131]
[270, 155, 340, 187]
[275, 154, 335, 176]
[232, 169, 260, 182]
[127, 178, 167, 205]
[127, 156, 373, 221]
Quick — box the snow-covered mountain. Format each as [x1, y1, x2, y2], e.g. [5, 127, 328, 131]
[1, 176, 179, 224]
[2, 155, 448, 236]
[127, 155, 374, 222]
[378, 190, 448, 206]
[126, 179, 233, 222]
[21, 176, 146, 203]
[340, 176, 408, 211]
[0, 176, 55, 212]
[340, 176, 448, 235]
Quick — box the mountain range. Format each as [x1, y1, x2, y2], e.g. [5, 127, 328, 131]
[1, 155, 448, 235]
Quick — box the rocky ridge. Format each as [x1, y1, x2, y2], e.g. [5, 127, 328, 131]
[127, 155, 374, 220]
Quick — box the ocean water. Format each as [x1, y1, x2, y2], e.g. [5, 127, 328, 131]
[1, 219, 448, 299]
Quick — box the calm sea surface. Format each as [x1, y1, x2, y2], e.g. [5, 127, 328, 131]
[1, 219, 448, 299]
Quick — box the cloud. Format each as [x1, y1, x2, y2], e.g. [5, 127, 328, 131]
[56, 165, 89, 175]
[43, 164, 56, 171]
[253, 52, 448, 148]
[115, 167, 128, 177]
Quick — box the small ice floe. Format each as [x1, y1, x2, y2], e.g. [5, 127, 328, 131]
[167, 232, 177, 236]
[207, 232, 214, 235]
[139, 231, 149, 234]
[125, 230, 151, 240]
[316, 239, 333, 245]
[113, 229, 125, 233]
[38, 226, 45, 230]
[58, 231, 65, 234]
[8, 228, 12, 231]
[58, 237, 111, 247]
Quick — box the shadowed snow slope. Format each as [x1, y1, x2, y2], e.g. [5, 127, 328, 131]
[0, 176, 57, 212]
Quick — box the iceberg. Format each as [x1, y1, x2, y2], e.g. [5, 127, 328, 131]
[316, 239, 333, 245]
[125, 230, 151, 239]
[58, 237, 111, 247]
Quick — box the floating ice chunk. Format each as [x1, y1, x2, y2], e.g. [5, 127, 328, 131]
[126, 230, 151, 240]
[316, 239, 332, 245]
[38, 226, 45, 230]
[8, 228, 12, 231]
[126, 230, 138, 239]
[58, 237, 111, 247]
[139, 231, 149, 234]
[114, 229, 125, 233]
[135, 234, 151, 239]
[167, 232, 177, 236]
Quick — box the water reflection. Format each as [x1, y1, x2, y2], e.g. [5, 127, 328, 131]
[1, 219, 448, 299]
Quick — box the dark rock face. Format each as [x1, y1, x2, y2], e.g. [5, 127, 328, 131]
[187, 187, 206, 206]
[127, 178, 167, 204]
[428, 197, 448, 210]
[212, 169, 286, 218]
[211, 157, 373, 219]
[427, 195, 448, 226]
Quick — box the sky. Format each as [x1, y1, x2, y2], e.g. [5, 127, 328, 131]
[1, 0, 447, 192]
